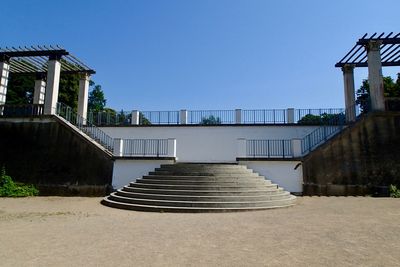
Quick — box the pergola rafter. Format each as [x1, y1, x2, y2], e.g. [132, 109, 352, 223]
[0, 45, 95, 75]
[335, 32, 400, 68]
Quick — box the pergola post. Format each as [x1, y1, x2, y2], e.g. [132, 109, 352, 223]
[0, 60, 10, 115]
[44, 57, 61, 115]
[367, 40, 385, 111]
[33, 73, 46, 105]
[78, 73, 90, 122]
[342, 65, 356, 122]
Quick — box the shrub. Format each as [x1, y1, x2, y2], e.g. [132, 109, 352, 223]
[0, 167, 39, 197]
[200, 115, 221, 125]
[389, 184, 400, 198]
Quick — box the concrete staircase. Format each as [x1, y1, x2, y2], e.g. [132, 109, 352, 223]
[101, 163, 296, 212]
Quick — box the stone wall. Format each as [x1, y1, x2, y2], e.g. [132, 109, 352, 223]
[0, 117, 113, 196]
[302, 112, 400, 195]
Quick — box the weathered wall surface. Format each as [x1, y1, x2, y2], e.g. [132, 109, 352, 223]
[302, 112, 400, 195]
[0, 117, 113, 195]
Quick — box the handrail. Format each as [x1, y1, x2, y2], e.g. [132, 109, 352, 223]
[246, 139, 293, 158]
[55, 103, 114, 153]
[0, 104, 44, 117]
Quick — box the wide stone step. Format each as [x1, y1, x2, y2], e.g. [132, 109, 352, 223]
[135, 178, 271, 186]
[122, 186, 285, 196]
[129, 182, 279, 190]
[142, 175, 266, 181]
[115, 189, 291, 201]
[148, 171, 258, 177]
[101, 197, 295, 212]
[107, 193, 296, 208]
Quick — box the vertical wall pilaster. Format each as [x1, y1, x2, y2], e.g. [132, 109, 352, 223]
[0, 60, 10, 115]
[342, 65, 356, 122]
[367, 40, 385, 111]
[78, 73, 90, 122]
[44, 58, 61, 114]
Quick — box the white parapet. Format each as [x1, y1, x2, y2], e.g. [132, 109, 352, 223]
[131, 110, 140, 125]
[286, 108, 295, 124]
[235, 109, 242, 124]
[44, 59, 61, 115]
[180, 109, 188, 124]
[113, 138, 124, 157]
[237, 138, 247, 158]
[291, 139, 302, 158]
[167, 138, 177, 158]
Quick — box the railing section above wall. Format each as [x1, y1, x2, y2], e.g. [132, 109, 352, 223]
[140, 111, 180, 125]
[188, 110, 235, 124]
[0, 104, 44, 117]
[246, 139, 293, 158]
[242, 109, 286, 124]
[122, 139, 169, 156]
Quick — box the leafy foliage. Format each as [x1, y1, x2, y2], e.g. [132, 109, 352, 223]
[356, 74, 400, 113]
[0, 167, 39, 197]
[88, 82, 107, 112]
[389, 184, 400, 198]
[297, 113, 345, 125]
[200, 115, 221, 125]
[6, 74, 35, 105]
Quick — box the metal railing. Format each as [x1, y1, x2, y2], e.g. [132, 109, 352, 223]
[295, 108, 345, 123]
[246, 139, 293, 158]
[122, 139, 168, 156]
[0, 104, 44, 117]
[188, 110, 235, 124]
[242, 109, 286, 124]
[88, 110, 132, 126]
[56, 103, 114, 152]
[140, 111, 180, 125]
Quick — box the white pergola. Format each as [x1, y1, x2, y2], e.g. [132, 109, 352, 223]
[336, 32, 400, 121]
[0, 45, 95, 120]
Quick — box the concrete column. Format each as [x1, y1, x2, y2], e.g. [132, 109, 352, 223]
[237, 138, 247, 158]
[113, 138, 124, 157]
[77, 73, 90, 122]
[342, 65, 356, 122]
[235, 109, 242, 124]
[167, 138, 177, 158]
[180, 109, 188, 124]
[33, 74, 46, 105]
[44, 58, 61, 114]
[291, 139, 302, 157]
[367, 40, 385, 111]
[131, 110, 140, 125]
[286, 108, 295, 124]
[0, 61, 10, 115]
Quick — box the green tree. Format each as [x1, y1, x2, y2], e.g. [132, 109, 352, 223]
[200, 115, 221, 125]
[356, 74, 400, 112]
[88, 82, 106, 111]
[6, 74, 35, 105]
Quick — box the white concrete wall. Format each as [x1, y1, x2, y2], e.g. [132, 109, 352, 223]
[112, 159, 175, 189]
[101, 125, 317, 162]
[239, 161, 303, 193]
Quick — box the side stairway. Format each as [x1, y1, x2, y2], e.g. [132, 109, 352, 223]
[102, 163, 296, 212]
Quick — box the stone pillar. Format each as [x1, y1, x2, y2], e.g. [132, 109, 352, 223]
[77, 73, 90, 122]
[0, 60, 10, 115]
[131, 110, 139, 125]
[180, 109, 188, 124]
[342, 65, 356, 122]
[237, 138, 247, 158]
[113, 138, 124, 157]
[291, 139, 302, 157]
[33, 74, 46, 105]
[235, 109, 242, 124]
[367, 40, 385, 111]
[286, 108, 295, 124]
[167, 138, 177, 158]
[44, 58, 61, 114]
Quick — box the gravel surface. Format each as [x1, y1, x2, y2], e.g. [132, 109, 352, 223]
[0, 197, 399, 267]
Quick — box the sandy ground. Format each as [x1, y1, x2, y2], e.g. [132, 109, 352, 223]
[0, 197, 399, 267]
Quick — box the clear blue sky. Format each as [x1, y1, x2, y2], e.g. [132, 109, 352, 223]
[1, 0, 399, 110]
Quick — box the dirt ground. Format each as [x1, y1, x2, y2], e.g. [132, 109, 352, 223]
[0, 197, 399, 267]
